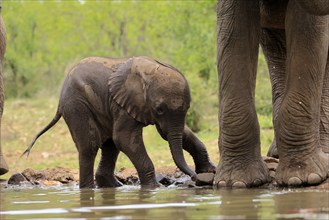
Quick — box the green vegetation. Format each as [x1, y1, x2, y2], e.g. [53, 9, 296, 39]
[1, 1, 273, 179]
[2, 0, 218, 131]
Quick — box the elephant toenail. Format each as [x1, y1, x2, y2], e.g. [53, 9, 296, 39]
[307, 173, 322, 185]
[232, 181, 247, 188]
[287, 177, 302, 186]
[272, 179, 278, 186]
[217, 181, 227, 187]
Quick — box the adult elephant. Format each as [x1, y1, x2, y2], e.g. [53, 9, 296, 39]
[215, 0, 329, 188]
[0, 5, 8, 175]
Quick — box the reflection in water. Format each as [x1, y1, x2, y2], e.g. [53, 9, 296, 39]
[272, 189, 329, 219]
[0, 185, 328, 219]
[214, 189, 267, 219]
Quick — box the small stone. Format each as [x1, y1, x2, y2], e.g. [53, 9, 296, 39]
[156, 173, 174, 186]
[266, 162, 278, 171]
[262, 156, 279, 164]
[125, 175, 139, 185]
[7, 173, 29, 185]
[174, 171, 183, 178]
[195, 173, 214, 186]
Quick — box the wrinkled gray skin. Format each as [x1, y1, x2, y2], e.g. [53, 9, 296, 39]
[0, 6, 8, 176]
[215, 0, 329, 188]
[23, 56, 215, 188]
[263, 1, 329, 158]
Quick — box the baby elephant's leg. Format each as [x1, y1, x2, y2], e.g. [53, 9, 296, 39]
[183, 126, 216, 173]
[63, 103, 98, 188]
[113, 119, 158, 188]
[95, 139, 123, 188]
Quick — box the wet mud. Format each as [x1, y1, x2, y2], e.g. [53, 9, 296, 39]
[1, 156, 329, 189]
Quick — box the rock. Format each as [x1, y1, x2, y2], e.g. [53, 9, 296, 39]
[174, 170, 184, 178]
[172, 174, 192, 186]
[266, 162, 278, 171]
[263, 156, 279, 183]
[22, 168, 43, 182]
[7, 173, 32, 186]
[21, 167, 75, 184]
[263, 156, 279, 164]
[125, 175, 140, 185]
[156, 173, 174, 186]
[115, 169, 139, 185]
[51, 171, 74, 183]
[195, 173, 215, 186]
[155, 173, 174, 186]
[175, 180, 196, 188]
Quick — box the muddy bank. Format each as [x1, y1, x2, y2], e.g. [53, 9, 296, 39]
[2, 157, 329, 189]
[2, 166, 201, 188]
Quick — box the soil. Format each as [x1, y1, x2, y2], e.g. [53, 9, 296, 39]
[1, 157, 329, 189]
[1, 166, 198, 188]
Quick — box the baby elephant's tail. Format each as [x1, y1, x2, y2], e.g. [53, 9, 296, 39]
[21, 109, 62, 158]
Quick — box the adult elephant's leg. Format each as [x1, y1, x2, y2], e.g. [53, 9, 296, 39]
[214, 0, 269, 188]
[275, 0, 329, 186]
[95, 139, 123, 187]
[260, 28, 287, 158]
[320, 55, 329, 154]
[0, 15, 8, 175]
[297, 0, 329, 16]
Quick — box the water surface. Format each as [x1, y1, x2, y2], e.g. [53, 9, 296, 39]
[1, 185, 328, 219]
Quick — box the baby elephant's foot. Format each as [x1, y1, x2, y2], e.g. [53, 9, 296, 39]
[214, 157, 270, 188]
[95, 173, 123, 188]
[275, 149, 329, 187]
[139, 171, 160, 189]
[140, 182, 161, 189]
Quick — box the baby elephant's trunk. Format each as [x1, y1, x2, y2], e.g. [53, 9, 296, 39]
[168, 132, 197, 180]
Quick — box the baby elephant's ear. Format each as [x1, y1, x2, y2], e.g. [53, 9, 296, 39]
[108, 58, 154, 125]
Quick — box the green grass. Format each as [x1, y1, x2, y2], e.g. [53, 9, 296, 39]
[1, 96, 273, 180]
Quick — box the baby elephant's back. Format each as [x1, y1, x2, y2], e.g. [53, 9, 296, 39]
[61, 57, 129, 100]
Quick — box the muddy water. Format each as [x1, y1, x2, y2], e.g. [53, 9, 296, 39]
[1, 185, 328, 220]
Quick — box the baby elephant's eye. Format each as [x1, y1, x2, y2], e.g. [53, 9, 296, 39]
[156, 107, 165, 115]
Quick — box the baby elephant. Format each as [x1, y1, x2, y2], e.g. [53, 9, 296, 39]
[23, 56, 215, 188]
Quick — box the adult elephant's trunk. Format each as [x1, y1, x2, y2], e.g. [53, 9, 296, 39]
[297, 0, 329, 16]
[167, 131, 197, 180]
[0, 14, 8, 175]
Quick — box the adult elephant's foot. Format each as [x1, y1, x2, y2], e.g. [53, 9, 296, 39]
[0, 154, 9, 175]
[275, 149, 329, 186]
[213, 157, 270, 188]
[267, 138, 279, 158]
